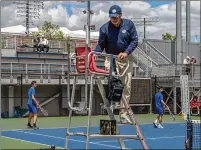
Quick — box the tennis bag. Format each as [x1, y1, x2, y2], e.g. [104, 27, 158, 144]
[106, 77, 124, 102]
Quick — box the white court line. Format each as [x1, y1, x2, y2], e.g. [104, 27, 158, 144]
[2, 122, 184, 132]
[12, 130, 121, 149]
[2, 136, 64, 149]
[1, 126, 85, 132]
[98, 135, 185, 143]
[99, 134, 199, 143]
[1, 122, 185, 149]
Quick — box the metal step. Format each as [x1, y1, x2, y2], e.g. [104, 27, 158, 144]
[67, 132, 140, 140]
[67, 132, 87, 136]
[89, 134, 139, 139]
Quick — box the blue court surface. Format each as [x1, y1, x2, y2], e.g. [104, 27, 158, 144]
[2, 122, 186, 149]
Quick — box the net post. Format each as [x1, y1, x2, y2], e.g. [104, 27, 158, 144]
[185, 114, 192, 150]
[180, 75, 190, 120]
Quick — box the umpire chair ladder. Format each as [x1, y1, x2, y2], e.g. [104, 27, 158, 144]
[65, 47, 148, 149]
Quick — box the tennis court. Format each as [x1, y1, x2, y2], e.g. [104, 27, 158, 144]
[2, 115, 200, 149]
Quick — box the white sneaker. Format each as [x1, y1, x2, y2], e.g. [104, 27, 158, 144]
[153, 122, 158, 128]
[120, 114, 132, 124]
[158, 124, 164, 128]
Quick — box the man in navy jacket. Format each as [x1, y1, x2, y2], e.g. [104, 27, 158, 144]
[94, 5, 138, 123]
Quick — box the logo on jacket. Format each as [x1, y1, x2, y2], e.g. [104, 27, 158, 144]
[122, 29, 126, 33]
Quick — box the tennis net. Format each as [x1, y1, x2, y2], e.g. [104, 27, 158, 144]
[185, 120, 201, 150]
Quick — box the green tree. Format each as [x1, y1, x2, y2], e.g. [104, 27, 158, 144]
[56, 30, 64, 39]
[162, 33, 176, 41]
[31, 31, 40, 37]
[1, 40, 6, 48]
[33, 21, 64, 39]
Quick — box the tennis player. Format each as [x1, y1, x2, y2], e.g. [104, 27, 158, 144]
[153, 87, 169, 128]
[27, 81, 39, 130]
[94, 5, 138, 124]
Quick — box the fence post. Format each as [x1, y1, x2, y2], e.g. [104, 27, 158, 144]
[21, 73, 23, 107]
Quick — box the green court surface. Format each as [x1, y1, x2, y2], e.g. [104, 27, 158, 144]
[1, 114, 200, 149]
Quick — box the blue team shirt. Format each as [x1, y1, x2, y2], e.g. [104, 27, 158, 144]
[94, 19, 138, 55]
[155, 92, 163, 108]
[28, 87, 36, 105]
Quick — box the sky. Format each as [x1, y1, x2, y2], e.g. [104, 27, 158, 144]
[1, 1, 200, 41]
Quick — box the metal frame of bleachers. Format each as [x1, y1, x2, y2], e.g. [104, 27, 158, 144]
[16, 51, 68, 59]
[1, 32, 98, 54]
[1, 32, 201, 117]
[16, 45, 65, 53]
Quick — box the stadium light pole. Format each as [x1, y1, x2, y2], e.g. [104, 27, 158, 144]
[0, 0, 2, 120]
[200, 0, 201, 44]
[200, 0, 201, 89]
[13, 0, 44, 35]
[81, 1, 93, 109]
[176, 1, 182, 64]
[186, 0, 191, 42]
[131, 17, 159, 39]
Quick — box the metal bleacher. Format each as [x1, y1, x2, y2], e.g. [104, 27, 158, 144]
[1, 33, 200, 87]
[1, 56, 68, 64]
[1, 49, 107, 85]
[17, 51, 68, 59]
[1, 34, 200, 117]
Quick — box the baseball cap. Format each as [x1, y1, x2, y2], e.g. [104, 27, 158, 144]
[109, 5, 122, 18]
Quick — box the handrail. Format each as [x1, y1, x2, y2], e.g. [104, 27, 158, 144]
[17, 50, 67, 54]
[2, 56, 67, 60]
[157, 64, 200, 77]
[145, 41, 173, 64]
[136, 47, 158, 66]
[1, 62, 69, 65]
[136, 46, 177, 77]
[158, 64, 200, 67]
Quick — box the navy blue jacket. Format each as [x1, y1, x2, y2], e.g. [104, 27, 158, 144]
[94, 19, 138, 55]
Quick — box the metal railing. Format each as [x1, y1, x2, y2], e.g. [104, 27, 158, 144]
[1, 62, 69, 75]
[3, 33, 198, 79]
[157, 64, 200, 80]
[133, 46, 175, 77]
[1, 48, 173, 78]
[142, 41, 173, 65]
[132, 47, 156, 76]
[1, 60, 200, 83]
[140, 41, 175, 77]
[1, 33, 98, 53]
[2, 33, 65, 48]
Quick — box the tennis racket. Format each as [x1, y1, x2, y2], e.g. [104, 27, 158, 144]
[167, 107, 175, 121]
[38, 105, 48, 116]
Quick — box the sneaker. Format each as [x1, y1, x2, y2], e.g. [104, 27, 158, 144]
[50, 145, 56, 150]
[157, 124, 164, 128]
[27, 123, 33, 128]
[33, 124, 39, 130]
[120, 114, 132, 124]
[153, 122, 158, 128]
